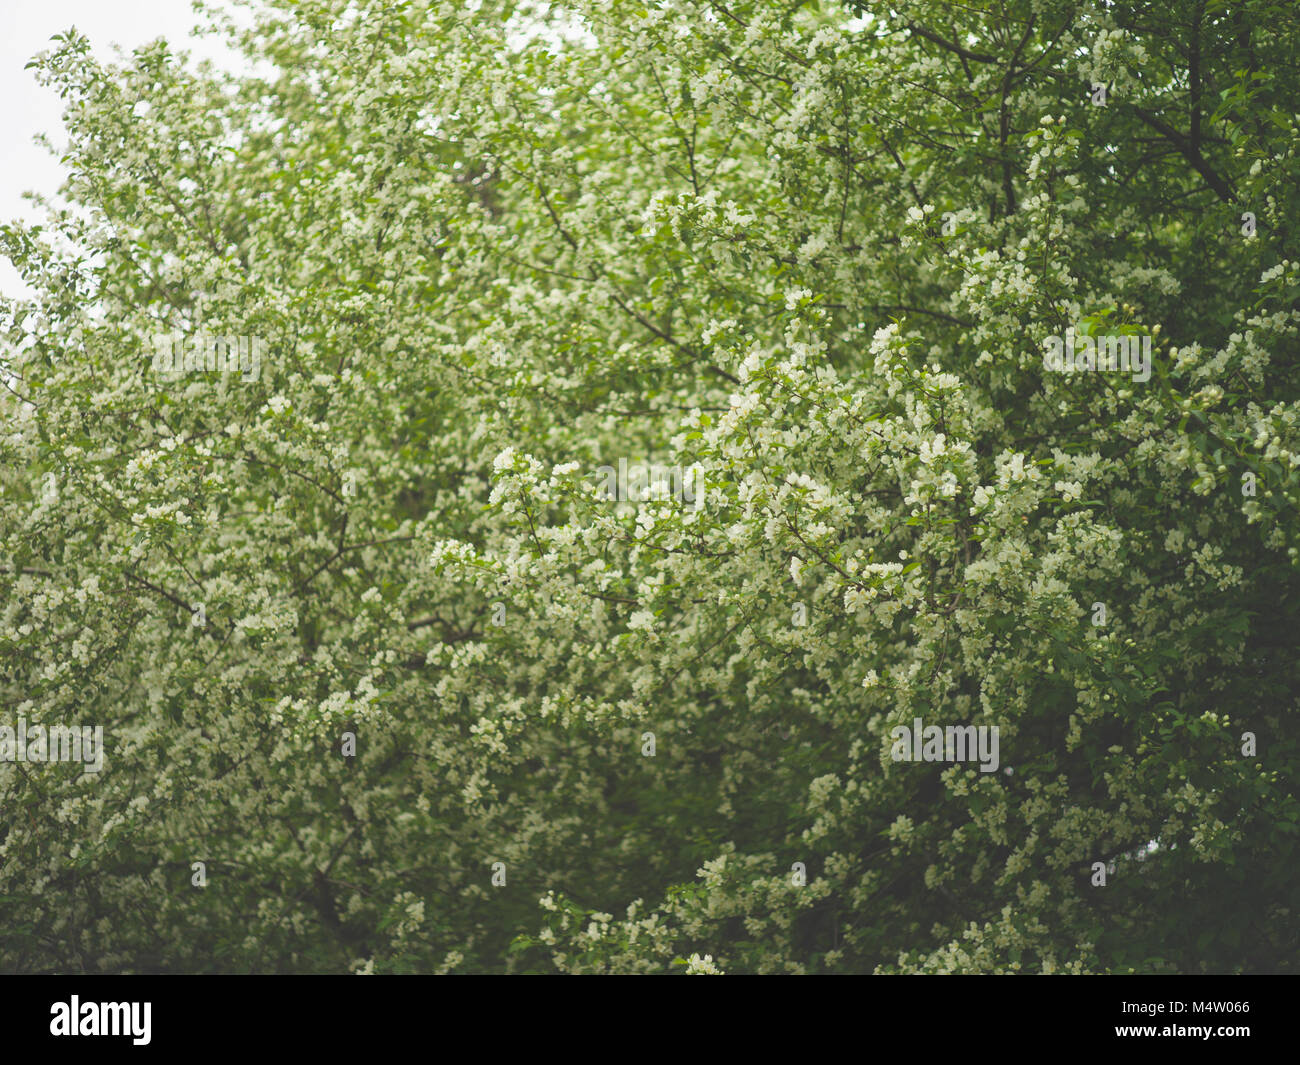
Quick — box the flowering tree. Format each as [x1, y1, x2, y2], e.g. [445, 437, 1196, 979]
[2, 0, 1298, 974]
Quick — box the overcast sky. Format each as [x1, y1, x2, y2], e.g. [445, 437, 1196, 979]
[0, 0, 245, 299]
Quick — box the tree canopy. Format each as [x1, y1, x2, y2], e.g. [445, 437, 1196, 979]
[2, 0, 1298, 973]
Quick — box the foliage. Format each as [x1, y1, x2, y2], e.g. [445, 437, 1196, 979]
[1, 0, 1298, 973]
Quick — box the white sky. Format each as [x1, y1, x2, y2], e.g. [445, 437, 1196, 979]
[0, 0, 246, 300]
